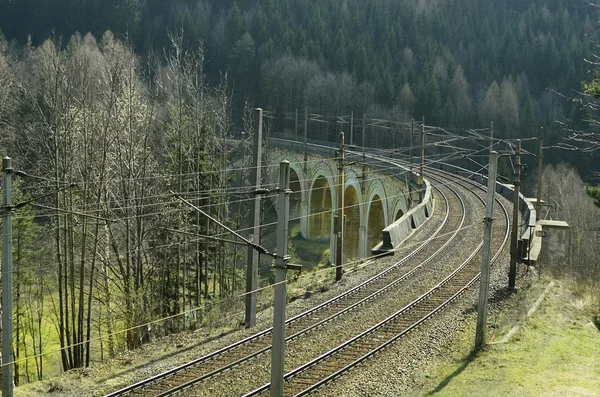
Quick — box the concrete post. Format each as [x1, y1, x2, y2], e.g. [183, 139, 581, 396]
[509, 140, 521, 290]
[2, 157, 14, 397]
[475, 151, 498, 350]
[303, 107, 308, 173]
[270, 161, 291, 397]
[419, 117, 425, 201]
[336, 132, 345, 281]
[245, 109, 263, 327]
[536, 128, 544, 220]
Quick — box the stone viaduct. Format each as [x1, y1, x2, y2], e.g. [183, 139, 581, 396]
[266, 138, 423, 263]
[263, 137, 564, 270]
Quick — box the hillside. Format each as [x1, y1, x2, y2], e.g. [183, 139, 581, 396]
[0, 0, 599, 391]
[1, 0, 597, 174]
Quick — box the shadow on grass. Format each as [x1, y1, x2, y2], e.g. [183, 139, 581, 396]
[426, 351, 477, 395]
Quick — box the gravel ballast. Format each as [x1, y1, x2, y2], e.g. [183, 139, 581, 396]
[20, 178, 523, 397]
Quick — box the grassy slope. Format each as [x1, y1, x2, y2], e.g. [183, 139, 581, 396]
[13, 219, 334, 396]
[423, 280, 600, 397]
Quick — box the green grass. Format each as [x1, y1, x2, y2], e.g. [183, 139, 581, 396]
[423, 281, 600, 397]
[13, 292, 64, 384]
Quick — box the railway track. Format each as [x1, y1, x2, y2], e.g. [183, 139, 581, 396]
[243, 164, 511, 397]
[105, 169, 476, 396]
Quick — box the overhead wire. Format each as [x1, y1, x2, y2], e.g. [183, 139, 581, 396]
[0, 211, 492, 370]
[12, 155, 429, 222]
[11, 136, 484, 225]
[0, 115, 527, 368]
[5, 166, 441, 275]
[7, 154, 496, 277]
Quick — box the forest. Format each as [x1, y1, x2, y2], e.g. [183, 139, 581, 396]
[0, 0, 599, 386]
[1, 0, 599, 173]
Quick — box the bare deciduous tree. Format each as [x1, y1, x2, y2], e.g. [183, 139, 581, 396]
[541, 164, 600, 300]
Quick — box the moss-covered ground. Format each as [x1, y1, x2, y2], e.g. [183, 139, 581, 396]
[422, 279, 600, 396]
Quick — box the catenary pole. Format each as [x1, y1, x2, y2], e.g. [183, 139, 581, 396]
[410, 119, 414, 171]
[336, 132, 345, 282]
[361, 115, 366, 188]
[536, 128, 544, 220]
[509, 139, 521, 289]
[303, 107, 308, 172]
[245, 108, 263, 327]
[270, 161, 291, 397]
[350, 111, 354, 146]
[489, 121, 494, 153]
[362, 114, 366, 152]
[420, 117, 425, 201]
[2, 157, 14, 397]
[294, 109, 298, 139]
[475, 151, 498, 350]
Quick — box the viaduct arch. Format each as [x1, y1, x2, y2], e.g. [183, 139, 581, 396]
[268, 145, 412, 263]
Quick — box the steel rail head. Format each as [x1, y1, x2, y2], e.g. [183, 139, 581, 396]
[244, 165, 511, 397]
[137, 182, 460, 397]
[105, 143, 454, 397]
[109, 143, 510, 397]
[292, 173, 512, 397]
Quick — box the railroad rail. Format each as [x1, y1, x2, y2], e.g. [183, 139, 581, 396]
[243, 163, 510, 396]
[105, 167, 470, 396]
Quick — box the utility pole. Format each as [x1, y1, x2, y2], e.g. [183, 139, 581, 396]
[509, 139, 521, 290]
[475, 151, 498, 350]
[536, 128, 544, 220]
[303, 107, 308, 173]
[350, 111, 354, 146]
[2, 157, 14, 397]
[335, 132, 345, 282]
[294, 109, 298, 139]
[361, 115, 366, 191]
[419, 117, 425, 201]
[271, 161, 291, 397]
[489, 121, 494, 153]
[410, 119, 414, 171]
[245, 109, 263, 327]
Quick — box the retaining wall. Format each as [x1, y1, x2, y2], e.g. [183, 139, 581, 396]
[374, 177, 432, 255]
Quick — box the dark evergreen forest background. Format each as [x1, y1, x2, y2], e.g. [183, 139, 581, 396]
[1, 0, 598, 176]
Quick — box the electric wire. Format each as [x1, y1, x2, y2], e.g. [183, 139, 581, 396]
[0, 214, 490, 370]
[0, 114, 532, 370]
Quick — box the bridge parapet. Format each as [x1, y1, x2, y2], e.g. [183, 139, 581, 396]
[369, 159, 433, 255]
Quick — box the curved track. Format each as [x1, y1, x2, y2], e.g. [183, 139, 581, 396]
[244, 163, 510, 397]
[105, 169, 474, 396]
